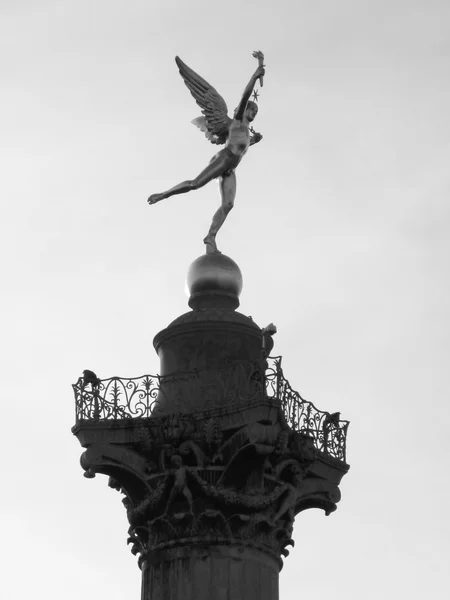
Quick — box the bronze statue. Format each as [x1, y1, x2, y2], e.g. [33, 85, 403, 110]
[148, 51, 266, 253]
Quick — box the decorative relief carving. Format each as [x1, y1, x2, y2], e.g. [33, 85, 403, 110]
[79, 406, 341, 565]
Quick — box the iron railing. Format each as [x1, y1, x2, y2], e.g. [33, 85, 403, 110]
[73, 357, 348, 461]
[265, 357, 349, 462]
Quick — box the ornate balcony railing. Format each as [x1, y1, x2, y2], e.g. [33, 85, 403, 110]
[265, 357, 349, 462]
[73, 357, 349, 462]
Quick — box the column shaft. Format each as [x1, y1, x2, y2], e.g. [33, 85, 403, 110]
[141, 546, 279, 600]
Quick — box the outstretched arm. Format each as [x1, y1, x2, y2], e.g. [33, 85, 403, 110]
[234, 52, 265, 120]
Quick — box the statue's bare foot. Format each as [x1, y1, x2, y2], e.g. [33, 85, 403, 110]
[203, 235, 221, 254]
[148, 193, 164, 205]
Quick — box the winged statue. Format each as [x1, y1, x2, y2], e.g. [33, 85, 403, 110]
[148, 51, 265, 253]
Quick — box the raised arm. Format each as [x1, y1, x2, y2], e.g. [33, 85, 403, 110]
[234, 52, 265, 121]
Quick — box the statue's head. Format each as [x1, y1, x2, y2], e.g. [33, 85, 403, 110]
[245, 101, 258, 122]
[171, 455, 182, 468]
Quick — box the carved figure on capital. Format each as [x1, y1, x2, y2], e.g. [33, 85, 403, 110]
[165, 455, 194, 515]
[270, 458, 313, 525]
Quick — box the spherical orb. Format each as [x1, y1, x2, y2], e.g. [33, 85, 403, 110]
[187, 253, 243, 306]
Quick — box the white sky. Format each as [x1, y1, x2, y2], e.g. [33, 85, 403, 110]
[1, 0, 449, 598]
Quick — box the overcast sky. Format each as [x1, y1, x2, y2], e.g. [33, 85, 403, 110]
[1, 0, 449, 598]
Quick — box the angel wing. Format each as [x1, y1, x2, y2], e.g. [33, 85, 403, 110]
[175, 56, 232, 145]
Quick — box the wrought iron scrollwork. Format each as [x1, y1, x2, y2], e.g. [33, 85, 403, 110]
[265, 357, 349, 462]
[73, 375, 162, 420]
[73, 356, 348, 461]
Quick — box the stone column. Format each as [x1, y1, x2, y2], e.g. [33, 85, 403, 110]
[72, 252, 349, 600]
[141, 546, 279, 600]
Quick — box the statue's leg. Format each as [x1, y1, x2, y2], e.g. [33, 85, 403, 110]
[203, 171, 236, 253]
[148, 151, 230, 205]
[183, 487, 194, 512]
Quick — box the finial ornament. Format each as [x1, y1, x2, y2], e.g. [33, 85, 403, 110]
[147, 51, 266, 254]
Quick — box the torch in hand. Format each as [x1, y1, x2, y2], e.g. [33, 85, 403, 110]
[252, 50, 265, 87]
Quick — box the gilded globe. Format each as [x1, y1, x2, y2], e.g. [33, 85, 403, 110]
[187, 253, 243, 308]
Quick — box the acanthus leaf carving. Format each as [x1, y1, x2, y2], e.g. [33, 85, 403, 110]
[78, 399, 342, 565]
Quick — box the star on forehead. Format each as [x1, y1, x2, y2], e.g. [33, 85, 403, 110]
[252, 89, 260, 102]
